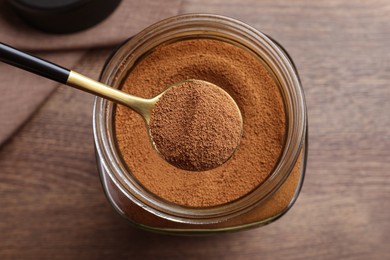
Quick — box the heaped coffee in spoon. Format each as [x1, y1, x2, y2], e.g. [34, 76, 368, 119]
[149, 80, 242, 171]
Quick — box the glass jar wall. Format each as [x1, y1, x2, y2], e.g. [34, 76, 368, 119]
[93, 14, 307, 234]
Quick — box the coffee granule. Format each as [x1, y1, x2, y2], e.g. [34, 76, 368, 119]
[149, 80, 242, 171]
[115, 39, 286, 207]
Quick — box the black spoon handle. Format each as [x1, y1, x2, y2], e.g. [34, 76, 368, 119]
[0, 42, 70, 84]
[0, 42, 150, 114]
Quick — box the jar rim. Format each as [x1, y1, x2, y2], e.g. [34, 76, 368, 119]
[93, 13, 307, 224]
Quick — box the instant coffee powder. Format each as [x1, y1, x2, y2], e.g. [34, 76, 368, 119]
[115, 39, 286, 207]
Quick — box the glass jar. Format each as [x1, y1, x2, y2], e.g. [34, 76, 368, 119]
[93, 14, 308, 234]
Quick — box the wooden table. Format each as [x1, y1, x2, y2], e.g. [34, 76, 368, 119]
[0, 1, 388, 259]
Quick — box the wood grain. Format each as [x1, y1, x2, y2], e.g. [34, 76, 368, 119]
[0, 0, 389, 259]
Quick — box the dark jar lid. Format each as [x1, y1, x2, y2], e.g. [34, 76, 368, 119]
[7, 0, 122, 34]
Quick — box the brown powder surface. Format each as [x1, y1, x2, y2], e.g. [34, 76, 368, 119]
[149, 80, 242, 171]
[115, 39, 286, 207]
[105, 153, 302, 230]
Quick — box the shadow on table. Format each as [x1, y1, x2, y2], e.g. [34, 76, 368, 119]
[96, 211, 254, 259]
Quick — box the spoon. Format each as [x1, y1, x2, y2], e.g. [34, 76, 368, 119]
[0, 42, 243, 171]
[0, 42, 157, 123]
